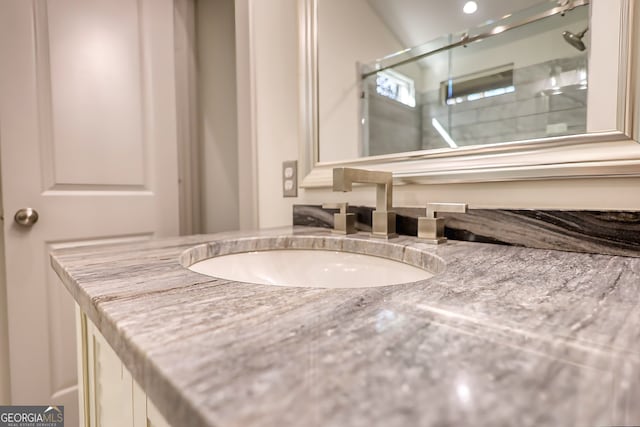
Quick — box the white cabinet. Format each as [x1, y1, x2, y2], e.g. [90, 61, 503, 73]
[75, 305, 171, 427]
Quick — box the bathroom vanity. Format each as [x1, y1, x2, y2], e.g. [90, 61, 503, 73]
[51, 227, 640, 427]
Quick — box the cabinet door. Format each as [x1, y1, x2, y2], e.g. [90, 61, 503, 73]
[76, 307, 171, 427]
[83, 314, 134, 427]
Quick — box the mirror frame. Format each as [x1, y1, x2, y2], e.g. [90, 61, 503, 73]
[298, 0, 640, 187]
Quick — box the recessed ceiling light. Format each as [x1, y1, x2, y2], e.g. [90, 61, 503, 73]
[463, 1, 478, 14]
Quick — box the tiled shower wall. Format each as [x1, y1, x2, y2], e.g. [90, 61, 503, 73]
[367, 55, 587, 156]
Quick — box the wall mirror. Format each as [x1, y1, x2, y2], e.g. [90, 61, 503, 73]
[299, 0, 640, 187]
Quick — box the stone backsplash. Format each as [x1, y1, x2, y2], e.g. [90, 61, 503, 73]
[293, 205, 640, 258]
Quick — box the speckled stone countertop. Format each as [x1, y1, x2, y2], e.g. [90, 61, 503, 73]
[50, 227, 640, 427]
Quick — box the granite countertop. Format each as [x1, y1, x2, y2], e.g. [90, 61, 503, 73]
[50, 227, 640, 427]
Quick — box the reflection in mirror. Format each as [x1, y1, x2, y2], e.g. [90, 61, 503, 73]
[318, 0, 590, 162]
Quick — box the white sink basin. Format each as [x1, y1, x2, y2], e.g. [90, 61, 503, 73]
[188, 249, 434, 288]
[181, 235, 443, 289]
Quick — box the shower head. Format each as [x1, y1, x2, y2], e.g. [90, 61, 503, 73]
[562, 27, 589, 51]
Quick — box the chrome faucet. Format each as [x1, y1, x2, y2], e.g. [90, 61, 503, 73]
[331, 167, 396, 238]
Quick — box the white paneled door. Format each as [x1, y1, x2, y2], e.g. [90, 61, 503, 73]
[0, 1, 180, 426]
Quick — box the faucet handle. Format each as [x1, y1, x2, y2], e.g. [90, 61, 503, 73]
[419, 202, 468, 244]
[322, 202, 349, 214]
[322, 203, 356, 235]
[425, 203, 468, 218]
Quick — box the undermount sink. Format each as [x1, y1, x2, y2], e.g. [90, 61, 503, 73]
[188, 249, 433, 288]
[181, 235, 443, 288]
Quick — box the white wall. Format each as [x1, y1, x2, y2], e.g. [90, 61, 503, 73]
[300, 178, 640, 210]
[197, 0, 240, 233]
[243, 0, 640, 230]
[250, 0, 300, 228]
[318, 0, 407, 162]
[233, 0, 258, 230]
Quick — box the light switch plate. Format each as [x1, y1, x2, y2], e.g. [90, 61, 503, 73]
[282, 160, 298, 197]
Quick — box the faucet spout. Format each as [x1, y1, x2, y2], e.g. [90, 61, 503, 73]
[332, 167, 393, 212]
[331, 167, 396, 238]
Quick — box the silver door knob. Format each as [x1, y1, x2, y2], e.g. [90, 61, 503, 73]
[14, 208, 39, 227]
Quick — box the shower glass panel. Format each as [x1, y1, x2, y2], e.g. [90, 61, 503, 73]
[360, 1, 589, 157]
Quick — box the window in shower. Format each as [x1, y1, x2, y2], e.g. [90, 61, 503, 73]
[375, 69, 416, 108]
[442, 65, 515, 105]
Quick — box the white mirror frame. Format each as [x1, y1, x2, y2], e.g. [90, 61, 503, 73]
[298, 0, 640, 187]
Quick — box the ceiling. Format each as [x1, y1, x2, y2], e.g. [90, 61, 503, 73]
[365, 0, 553, 49]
